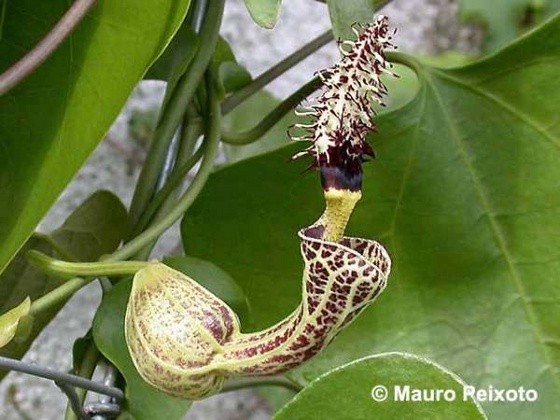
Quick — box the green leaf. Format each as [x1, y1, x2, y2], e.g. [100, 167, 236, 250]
[326, 0, 386, 40]
[212, 37, 252, 100]
[0, 0, 191, 275]
[50, 190, 129, 261]
[458, 0, 560, 53]
[0, 297, 30, 348]
[145, 20, 199, 86]
[243, 0, 282, 29]
[212, 37, 238, 69]
[275, 353, 486, 420]
[93, 279, 191, 420]
[164, 256, 251, 325]
[372, 63, 418, 114]
[72, 334, 93, 374]
[182, 15, 560, 419]
[219, 62, 252, 96]
[0, 191, 127, 378]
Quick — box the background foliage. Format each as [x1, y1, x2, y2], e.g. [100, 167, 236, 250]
[1, 0, 559, 419]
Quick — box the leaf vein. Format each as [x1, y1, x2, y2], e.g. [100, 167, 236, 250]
[434, 69, 560, 150]
[425, 73, 560, 389]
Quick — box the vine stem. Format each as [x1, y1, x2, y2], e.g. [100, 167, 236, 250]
[109, 71, 222, 262]
[221, 375, 302, 393]
[386, 50, 423, 75]
[131, 101, 205, 237]
[221, 29, 333, 115]
[26, 250, 151, 279]
[0, 0, 98, 96]
[152, 0, 207, 203]
[29, 277, 91, 316]
[0, 356, 124, 402]
[174, 105, 203, 171]
[133, 137, 205, 235]
[221, 76, 322, 145]
[127, 0, 223, 230]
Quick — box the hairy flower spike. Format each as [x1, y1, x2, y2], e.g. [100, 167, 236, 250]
[292, 15, 397, 192]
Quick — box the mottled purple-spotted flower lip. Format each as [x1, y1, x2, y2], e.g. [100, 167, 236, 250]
[299, 226, 391, 280]
[291, 15, 398, 191]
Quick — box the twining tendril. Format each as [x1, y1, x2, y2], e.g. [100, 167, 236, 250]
[291, 15, 398, 191]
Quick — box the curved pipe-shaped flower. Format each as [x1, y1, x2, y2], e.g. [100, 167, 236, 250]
[125, 15, 396, 400]
[125, 220, 390, 399]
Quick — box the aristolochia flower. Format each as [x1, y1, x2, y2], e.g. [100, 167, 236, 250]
[292, 15, 397, 191]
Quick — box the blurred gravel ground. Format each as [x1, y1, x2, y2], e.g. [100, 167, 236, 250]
[0, 1, 480, 419]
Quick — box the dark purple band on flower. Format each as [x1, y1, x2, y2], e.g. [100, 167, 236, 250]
[320, 166, 363, 192]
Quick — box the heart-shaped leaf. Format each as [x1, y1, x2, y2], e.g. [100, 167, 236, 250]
[182, 14, 560, 419]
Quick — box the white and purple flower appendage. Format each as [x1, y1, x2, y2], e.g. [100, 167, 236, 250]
[291, 15, 398, 191]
